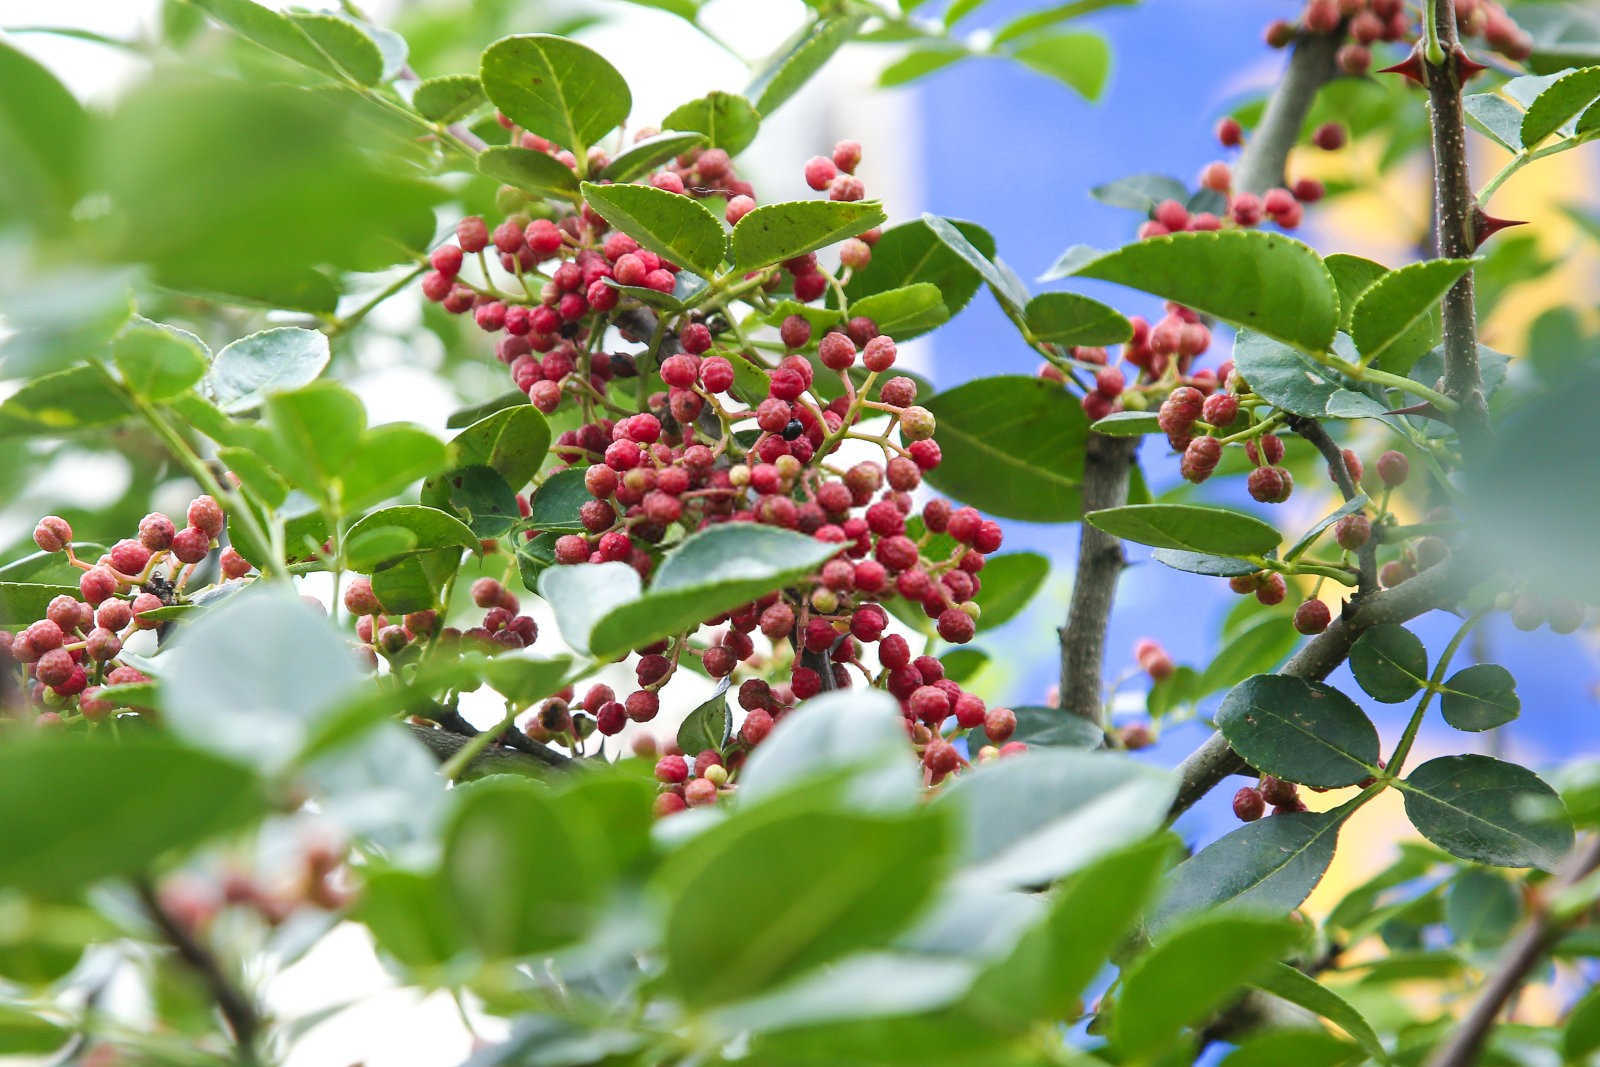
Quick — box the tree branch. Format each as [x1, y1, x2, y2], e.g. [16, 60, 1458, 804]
[406, 722, 572, 776]
[1059, 434, 1137, 723]
[1168, 555, 1465, 819]
[135, 878, 261, 1062]
[1234, 30, 1343, 195]
[1423, 835, 1600, 1067]
[1424, 2, 1488, 436]
[1286, 414, 1378, 597]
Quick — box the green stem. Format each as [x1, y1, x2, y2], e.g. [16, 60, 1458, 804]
[1387, 606, 1489, 776]
[1477, 135, 1596, 206]
[440, 704, 519, 782]
[1309, 348, 1459, 412]
[325, 265, 426, 337]
[1423, 0, 1447, 64]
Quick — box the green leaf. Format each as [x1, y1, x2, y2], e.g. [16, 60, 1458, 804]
[477, 146, 580, 200]
[0, 39, 87, 230]
[442, 778, 604, 956]
[1401, 755, 1574, 869]
[968, 705, 1103, 753]
[993, 0, 1136, 46]
[940, 647, 989, 684]
[922, 213, 1029, 317]
[412, 73, 484, 123]
[0, 365, 134, 438]
[601, 130, 707, 182]
[526, 467, 590, 531]
[371, 547, 459, 615]
[971, 552, 1049, 629]
[1220, 1029, 1361, 1067]
[848, 283, 949, 338]
[1196, 615, 1297, 697]
[1464, 91, 1525, 151]
[479, 34, 631, 152]
[1563, 984, 1600, 1061]
[938, 749, 1175, 888]
[164, 588, 366, 771]
[0, 1003, 68, 1056]
[586, 525, 841, 660]
[922, 375, 1088, 522]
[1024, 291, 1131, 346]
[1325, 253, 1389, 331]
[421, 464, 519, 537]
[446, 389, 526, 429]
[748, 14, 868, 117]
[1348, 623, 1427, 703]
[358, 867, 463, 970]
[341, 424, 450, 513]
[263, 380, 366, 493]
[1444, 867, 1519, 947]
[289, 12, 384, 85]
[738, 689, 917, 807]
[111, 321, 208, 401]
[1349, 258, 1475, 373]
[1440, 663, 1520, 732]
[844, 218, 993, 326]
[537, 561, 641, 658]
[1090, 410, 1161, 436]
[206, 327, 331, 413]
[962, 837, 1174, 1031]
[656, 803, 951, 1006]
[1250, 962, 1389, 1064]
[1154, 811, 1345, 929]
[670, 694, 731, 769]
[878, 46, 967, 87]
[1116, 913, 1302, 1058]
[188, 0, 342, 78]
[1063, 231, 1339, 353]
[1218, 674, 1380, 787]
[1231, 331, 1387, 419]
[1521, 65, 1600, 145]
[344, 525, 419, 572]
[1085, 503, 1281, 556]
[1285, 495, 1368, 562]
[580, 180, 726, 277]
[1007, 31, 1111, 100]
[1088, 172, 1188, 213]
[660, 91, 761, 156]
[0, 583, 84, 627]
[443, 405, 550, 491]
[0, 735, 265, 895]
[347, 506, 480, 570]
[731, 199, 888, 272]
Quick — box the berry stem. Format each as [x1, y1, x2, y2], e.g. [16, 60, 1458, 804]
[1477, 134, 1597, 206]
[1285, 414, 1378, 596]
[323, 264, 426, 338]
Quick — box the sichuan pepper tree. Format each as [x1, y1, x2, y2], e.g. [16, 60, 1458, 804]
[1, 0, 1600, 1064]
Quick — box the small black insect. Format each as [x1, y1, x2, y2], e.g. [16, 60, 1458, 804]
[782, 418, 805, 441]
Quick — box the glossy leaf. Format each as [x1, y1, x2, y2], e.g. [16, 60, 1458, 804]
[847, 283, 949, 338]
[442, 405, 550, 491]
[655, 803, 951, 1006]
[479, 34, 631, 152]
[731, 199, 887, 272]
[967, 705, 1103, 753]
[340, 424, 450, 513]
[1150, 547, 1259, 577]
[748, 14, 868, 117]
[587, 525, 840, 659]
[971, 551, 1049, 629]
[1007, 31, 1111, 100]
[1325, 253, 1389, 331]
[660, 91, 760, 155]
[1064, 231, 1340, 353]
[1196, 615, 1297, 697]
[412, 73, 484, 123]
[1088, 172, 1188, 213]
[346, 505, 480, 567]
[580, 180, 726, 277]
[922, 375, 1088, 522]
[1348, 623, 1427, 703]
[207, 327, 331, 413]
[922, 213, 1028, 316]
[1439, 663, 1520, 732]
[1232, 331, 1387, 419]
[189, 0, 342, 78]
[477, 146, 580, 200]
[1085, 503, 1280, 556]
[601, 130, 707, 182]
[1091, 410, 1161, 436]
[1250, 962, 1389, 1064]
[526, 467, 589, 531]
[1444, 867, 1519, 946]
[1401, 754, 1574, 869]
[0, 735, 265, 895]
[1218, 674, 1380, 787]
[938, 748, 1176, 888]
[1521, 65, 1600, 145]
[677, 682, 731, 755]
[1116, 913, 1302, 1058]
[1154, 811, 1344, 928]
[1024, 291, 1131, 346]
[1349, 258, 1475, 373]
[844, 217, 993, 324]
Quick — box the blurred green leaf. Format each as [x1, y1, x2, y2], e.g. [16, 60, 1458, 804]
[748, 14, 868, 117]
[289, 12, 384, 85]
[113, 320, 209, 401]
[412, 73, 484, 122]
[1444, 867, 1519, 947]
[1250, 962, 1388, 1063]
[1006, 32, 1111, 101]
[1154, 811, 1345, 929]
[971, 552, 1049, 630]
[1196, 615, 1297, 697]
[0, 39, 87, 230]
[992, 0, 1135, 46]
[878, 47, 966, 87]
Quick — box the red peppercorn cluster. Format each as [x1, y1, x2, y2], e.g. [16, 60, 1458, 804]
[155, 834, 351, 936]
[345, 575, 540, 672]
[3, 499, 239, 724]
[1232, 773, 1307, 823]
[1263, 0, 1531, 77]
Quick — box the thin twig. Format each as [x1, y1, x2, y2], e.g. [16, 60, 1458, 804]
[135, 878, 261, 1062]
[405, 722, 572, 776]
[1423, 835, 1600, 1067]
[1423, 2, 1488, 437]
[1058, 434, 1137, 723]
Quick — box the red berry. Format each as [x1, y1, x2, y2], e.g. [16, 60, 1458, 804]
[33, 516, 72, 553]
[170, 526, 211, 565]
[79, 567, 117, 607]
[803, 156, 837, 191]
[187, 496, 225, 537]
[1333, 513, 1371, 551]
[1293, 599, 1332, 635]
[1377, 450, 1409, 487]
[1233, 786, 1266, 821]
[1313, 122, 1347, 151]
[1216, 116, 1243, 147]
[138, 513, 176, 551]
[456, 216, 488, 253]
[832, 140, 862, 173]
[1256, 573, 1287, 606]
